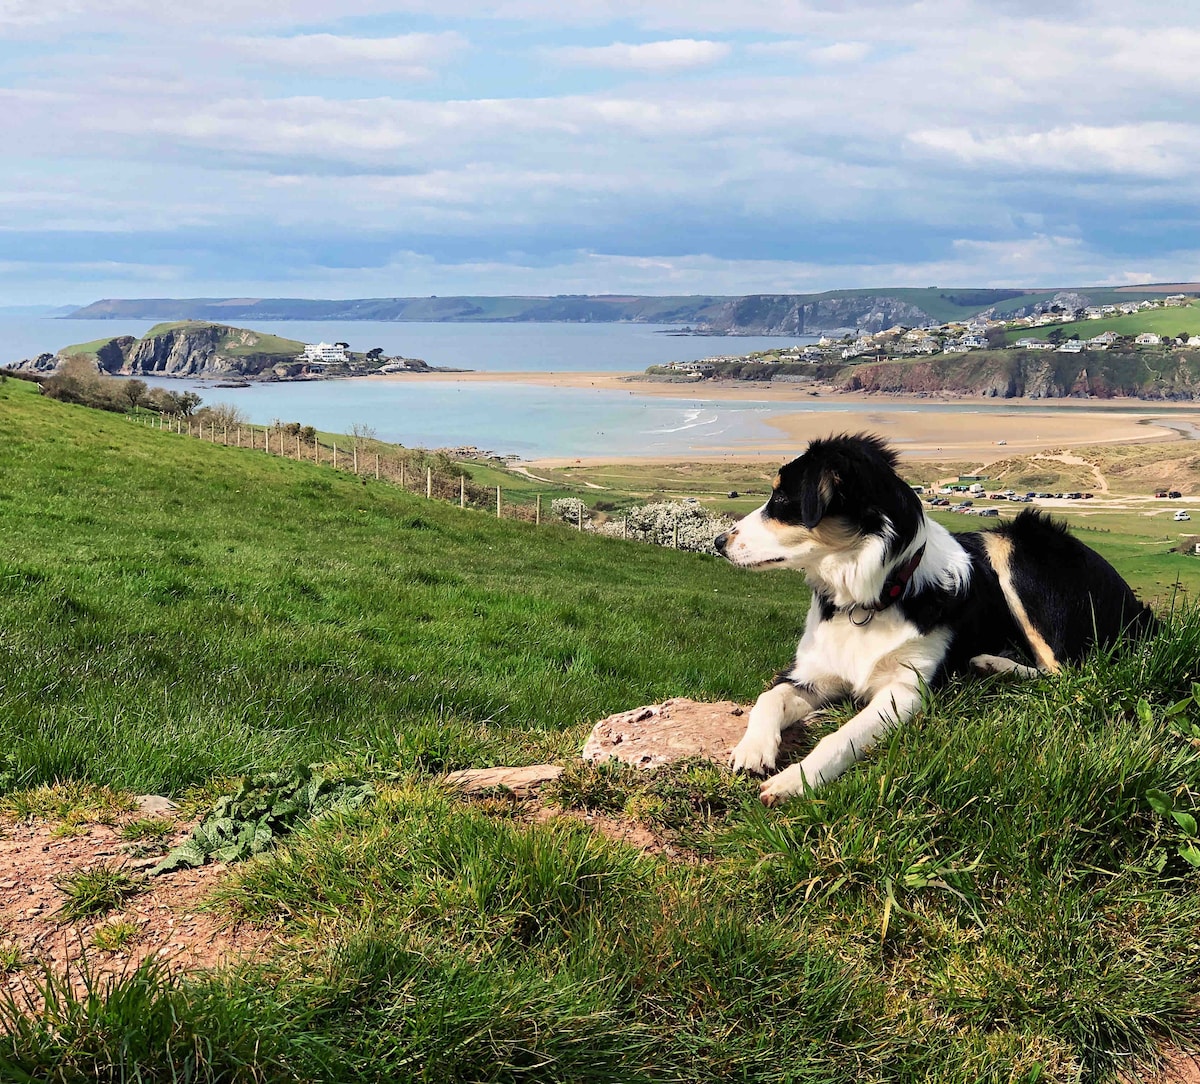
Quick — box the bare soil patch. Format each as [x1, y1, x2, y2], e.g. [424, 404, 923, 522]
[0, 807, 275, 1003]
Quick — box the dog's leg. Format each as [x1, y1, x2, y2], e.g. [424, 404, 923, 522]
[969, 653, 1041, 680]
[758, 681, 922, 806]
[729, 681, 824, 774]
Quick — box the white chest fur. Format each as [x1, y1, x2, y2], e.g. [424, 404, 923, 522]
[795, 602, 949, 701]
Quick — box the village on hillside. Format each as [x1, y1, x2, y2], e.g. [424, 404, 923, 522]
[663, 292, 1200, 374]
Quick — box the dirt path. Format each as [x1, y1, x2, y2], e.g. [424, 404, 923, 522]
[1032, 451, 1109, 493]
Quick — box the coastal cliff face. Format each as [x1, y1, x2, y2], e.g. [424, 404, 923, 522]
[837, 349, 1200, 399]
[11, 324, 307, 380]
[699, 294, 935, 335]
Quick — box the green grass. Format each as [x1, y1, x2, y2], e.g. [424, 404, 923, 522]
[0, 377, 792, 793]
[54, 867, 142, 922]
[9, 375, 1200, 1080]
[1005, 303, 1200, 343]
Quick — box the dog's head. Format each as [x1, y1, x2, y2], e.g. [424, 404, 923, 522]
[714, 434, 922, 578]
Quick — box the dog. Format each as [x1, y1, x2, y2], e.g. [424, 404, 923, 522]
[714, 433, 1156, 806]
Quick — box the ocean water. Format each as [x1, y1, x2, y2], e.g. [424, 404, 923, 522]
[0, 315, 827, 458]
[0, 316, 807, 374]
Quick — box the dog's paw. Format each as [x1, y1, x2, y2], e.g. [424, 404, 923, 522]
[758, 764, 812, 807]
[729, 736, 778, 775]
[970, 654, 1040, 679]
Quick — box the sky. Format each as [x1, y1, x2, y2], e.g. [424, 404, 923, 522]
[1, 0, 1199, 305]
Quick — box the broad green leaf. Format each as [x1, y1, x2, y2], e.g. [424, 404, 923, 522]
[1180, 844, 1200, 867]
[1146, 788, 1174, 816]
[1166, 696, 1195, 717]
[1173, 811, 1198, 837]
[1137, 698, 1154, 725]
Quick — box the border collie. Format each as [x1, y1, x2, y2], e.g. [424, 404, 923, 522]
[714, 433, 1155, 806]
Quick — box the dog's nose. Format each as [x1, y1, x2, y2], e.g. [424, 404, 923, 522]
[714, 532, 729, 555]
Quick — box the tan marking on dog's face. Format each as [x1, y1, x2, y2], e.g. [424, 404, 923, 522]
[772, 472, 782, 491]
[983, 533, 1061, 673]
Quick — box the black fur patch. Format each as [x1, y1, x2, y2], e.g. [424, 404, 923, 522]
[769, 433, 921, 560]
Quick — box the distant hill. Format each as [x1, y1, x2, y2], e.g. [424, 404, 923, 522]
[65, 286, 1200, 335]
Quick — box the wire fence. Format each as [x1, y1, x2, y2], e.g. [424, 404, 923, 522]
[126, 411, 726, 550]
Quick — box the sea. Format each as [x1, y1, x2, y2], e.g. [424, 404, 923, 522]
[0, 314, 1145, 461]
[3, 315, 836, 459]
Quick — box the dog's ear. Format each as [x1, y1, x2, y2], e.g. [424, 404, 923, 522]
[799, 469, 837, 529]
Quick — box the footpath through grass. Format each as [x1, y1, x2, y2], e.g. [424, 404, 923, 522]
[5, 376, 1200, 1082]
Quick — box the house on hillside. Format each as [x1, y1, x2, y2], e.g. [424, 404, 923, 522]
[1165, 294, 1189, 306]
[301, 342, 349, 365]
[1136, 333, 1162, 345]
[1057, 339, 1084, 353]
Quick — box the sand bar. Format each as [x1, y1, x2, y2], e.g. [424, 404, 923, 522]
[370, 369, 1200, 464]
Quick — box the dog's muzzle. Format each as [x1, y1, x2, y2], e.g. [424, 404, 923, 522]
[714, 531, 731, 556]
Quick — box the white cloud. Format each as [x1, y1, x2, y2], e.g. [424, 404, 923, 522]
[551, 38, 731, 71]
[808, 40, 870, 63]
[907, 123, 1200, 178]
[235, 32, 467, 77]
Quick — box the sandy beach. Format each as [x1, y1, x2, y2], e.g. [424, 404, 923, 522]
[371, 369, 1200, 464]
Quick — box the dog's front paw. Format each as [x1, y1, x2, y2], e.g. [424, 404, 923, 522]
[758, 764, 813, 807]
[729, 735, 778, 775]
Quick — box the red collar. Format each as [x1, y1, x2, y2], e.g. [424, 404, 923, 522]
[870, 544, 925, 612]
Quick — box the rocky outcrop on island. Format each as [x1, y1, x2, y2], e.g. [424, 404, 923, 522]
[3, 322, 437, 381]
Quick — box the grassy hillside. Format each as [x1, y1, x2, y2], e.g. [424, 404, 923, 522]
[0, 378, 782, 793]
[60, 321, 307, 360]
[6, 376, 1200, 1081]
[1005, 303, 1200, 343]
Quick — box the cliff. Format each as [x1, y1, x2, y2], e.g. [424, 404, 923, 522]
[10, 322, 312, 380]
[837, 348, 1200, 399]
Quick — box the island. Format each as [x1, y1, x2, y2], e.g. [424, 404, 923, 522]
[6, 321, 454, 381]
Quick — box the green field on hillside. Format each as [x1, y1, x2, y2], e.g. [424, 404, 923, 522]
[6, 375, 1200, 1081]
[1005, 303, 1200, 344]
[61, 321, 307, 361]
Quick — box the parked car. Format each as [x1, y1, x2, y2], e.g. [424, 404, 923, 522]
[1175, 510, 1191, 522]
[977, 507, 1000, 517]
[1155, 491, 1169, 498]
[1170, 491, 1183, 499]
[1082, 492, 1093, 499]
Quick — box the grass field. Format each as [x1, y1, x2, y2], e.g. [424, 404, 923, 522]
[6, 375, 1200, 1081]
[1005, 303, 1200, 344]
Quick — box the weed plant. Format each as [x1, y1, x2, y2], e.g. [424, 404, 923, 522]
[54, 868, 141, 923]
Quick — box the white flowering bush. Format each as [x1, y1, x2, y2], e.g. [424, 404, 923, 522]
[605, 501, 734, 554]
[550, 497, 590, 526]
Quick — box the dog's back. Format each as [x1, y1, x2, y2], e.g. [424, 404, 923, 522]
[971, 509, 1156, 671]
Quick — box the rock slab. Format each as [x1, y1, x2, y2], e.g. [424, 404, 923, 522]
[582, 697, 808, 769]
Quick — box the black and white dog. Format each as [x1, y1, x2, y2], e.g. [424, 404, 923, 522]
[714, 433, 1155, 805]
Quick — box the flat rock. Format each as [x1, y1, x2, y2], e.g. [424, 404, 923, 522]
[582, 697, 808, 769]
[445, 764, 564, 796]
[135, 795, 178, 815]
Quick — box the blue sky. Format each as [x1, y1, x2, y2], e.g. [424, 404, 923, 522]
[2, 0, 1199, 304]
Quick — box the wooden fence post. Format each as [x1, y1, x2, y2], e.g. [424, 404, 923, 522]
[353, 445, 359, 475]
[460, 475, 466, 509]
[426, 468, 432, 499]
[496, 486, 501, 518]
[672, 522, 679, 549]
[578, 504, 584, 531]
[535, 495, 541, 526]
[333, 443, 338, 469]
[295, 435, 301, 460]
[375, 454, 380, 481]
